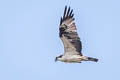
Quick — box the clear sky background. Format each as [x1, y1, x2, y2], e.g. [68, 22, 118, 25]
[0, 0, 120, 80]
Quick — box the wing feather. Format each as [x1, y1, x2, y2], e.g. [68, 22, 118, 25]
[59, 6, 82, 56]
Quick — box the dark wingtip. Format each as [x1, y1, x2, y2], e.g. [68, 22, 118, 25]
[69, 9, 73, 18]
[63, 6, 67, 19]
[65, 5, 67, 8]
[60, 6, 74, 25]
[60, 17, 63, 25]
[66, 6, 71, 17]
[71, 13, 74, 17]
[65, 5, 67, 9]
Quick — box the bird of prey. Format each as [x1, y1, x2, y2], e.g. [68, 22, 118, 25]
[55, 6, 98, 63]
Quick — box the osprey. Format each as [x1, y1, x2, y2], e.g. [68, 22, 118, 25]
[55, 6, 98, 63]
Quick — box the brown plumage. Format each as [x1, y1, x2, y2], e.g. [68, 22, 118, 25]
[55, 6, 98, 63]
[59, 6, 82, 56]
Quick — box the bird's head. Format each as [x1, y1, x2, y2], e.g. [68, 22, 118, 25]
[55, 55, 63, 62]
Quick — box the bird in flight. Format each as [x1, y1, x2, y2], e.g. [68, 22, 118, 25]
[55, 6, 98, 63]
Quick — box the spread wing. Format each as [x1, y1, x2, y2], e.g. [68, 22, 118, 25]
[59, 6, 82, 56]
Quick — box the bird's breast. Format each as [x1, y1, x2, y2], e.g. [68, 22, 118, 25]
[63, 55, 82, 63]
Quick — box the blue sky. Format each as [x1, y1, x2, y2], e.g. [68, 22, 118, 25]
[0, 0, 120, 80]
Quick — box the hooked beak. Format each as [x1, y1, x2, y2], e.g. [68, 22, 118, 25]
[55, 57, 57, 62]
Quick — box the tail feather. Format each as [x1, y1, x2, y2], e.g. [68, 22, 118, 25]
[87, 57, 98, 62]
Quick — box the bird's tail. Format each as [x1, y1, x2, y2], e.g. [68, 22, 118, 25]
[87, 57, 98, 62]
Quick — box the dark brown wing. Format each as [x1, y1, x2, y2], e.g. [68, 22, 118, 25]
[59, 6, 82, 56]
